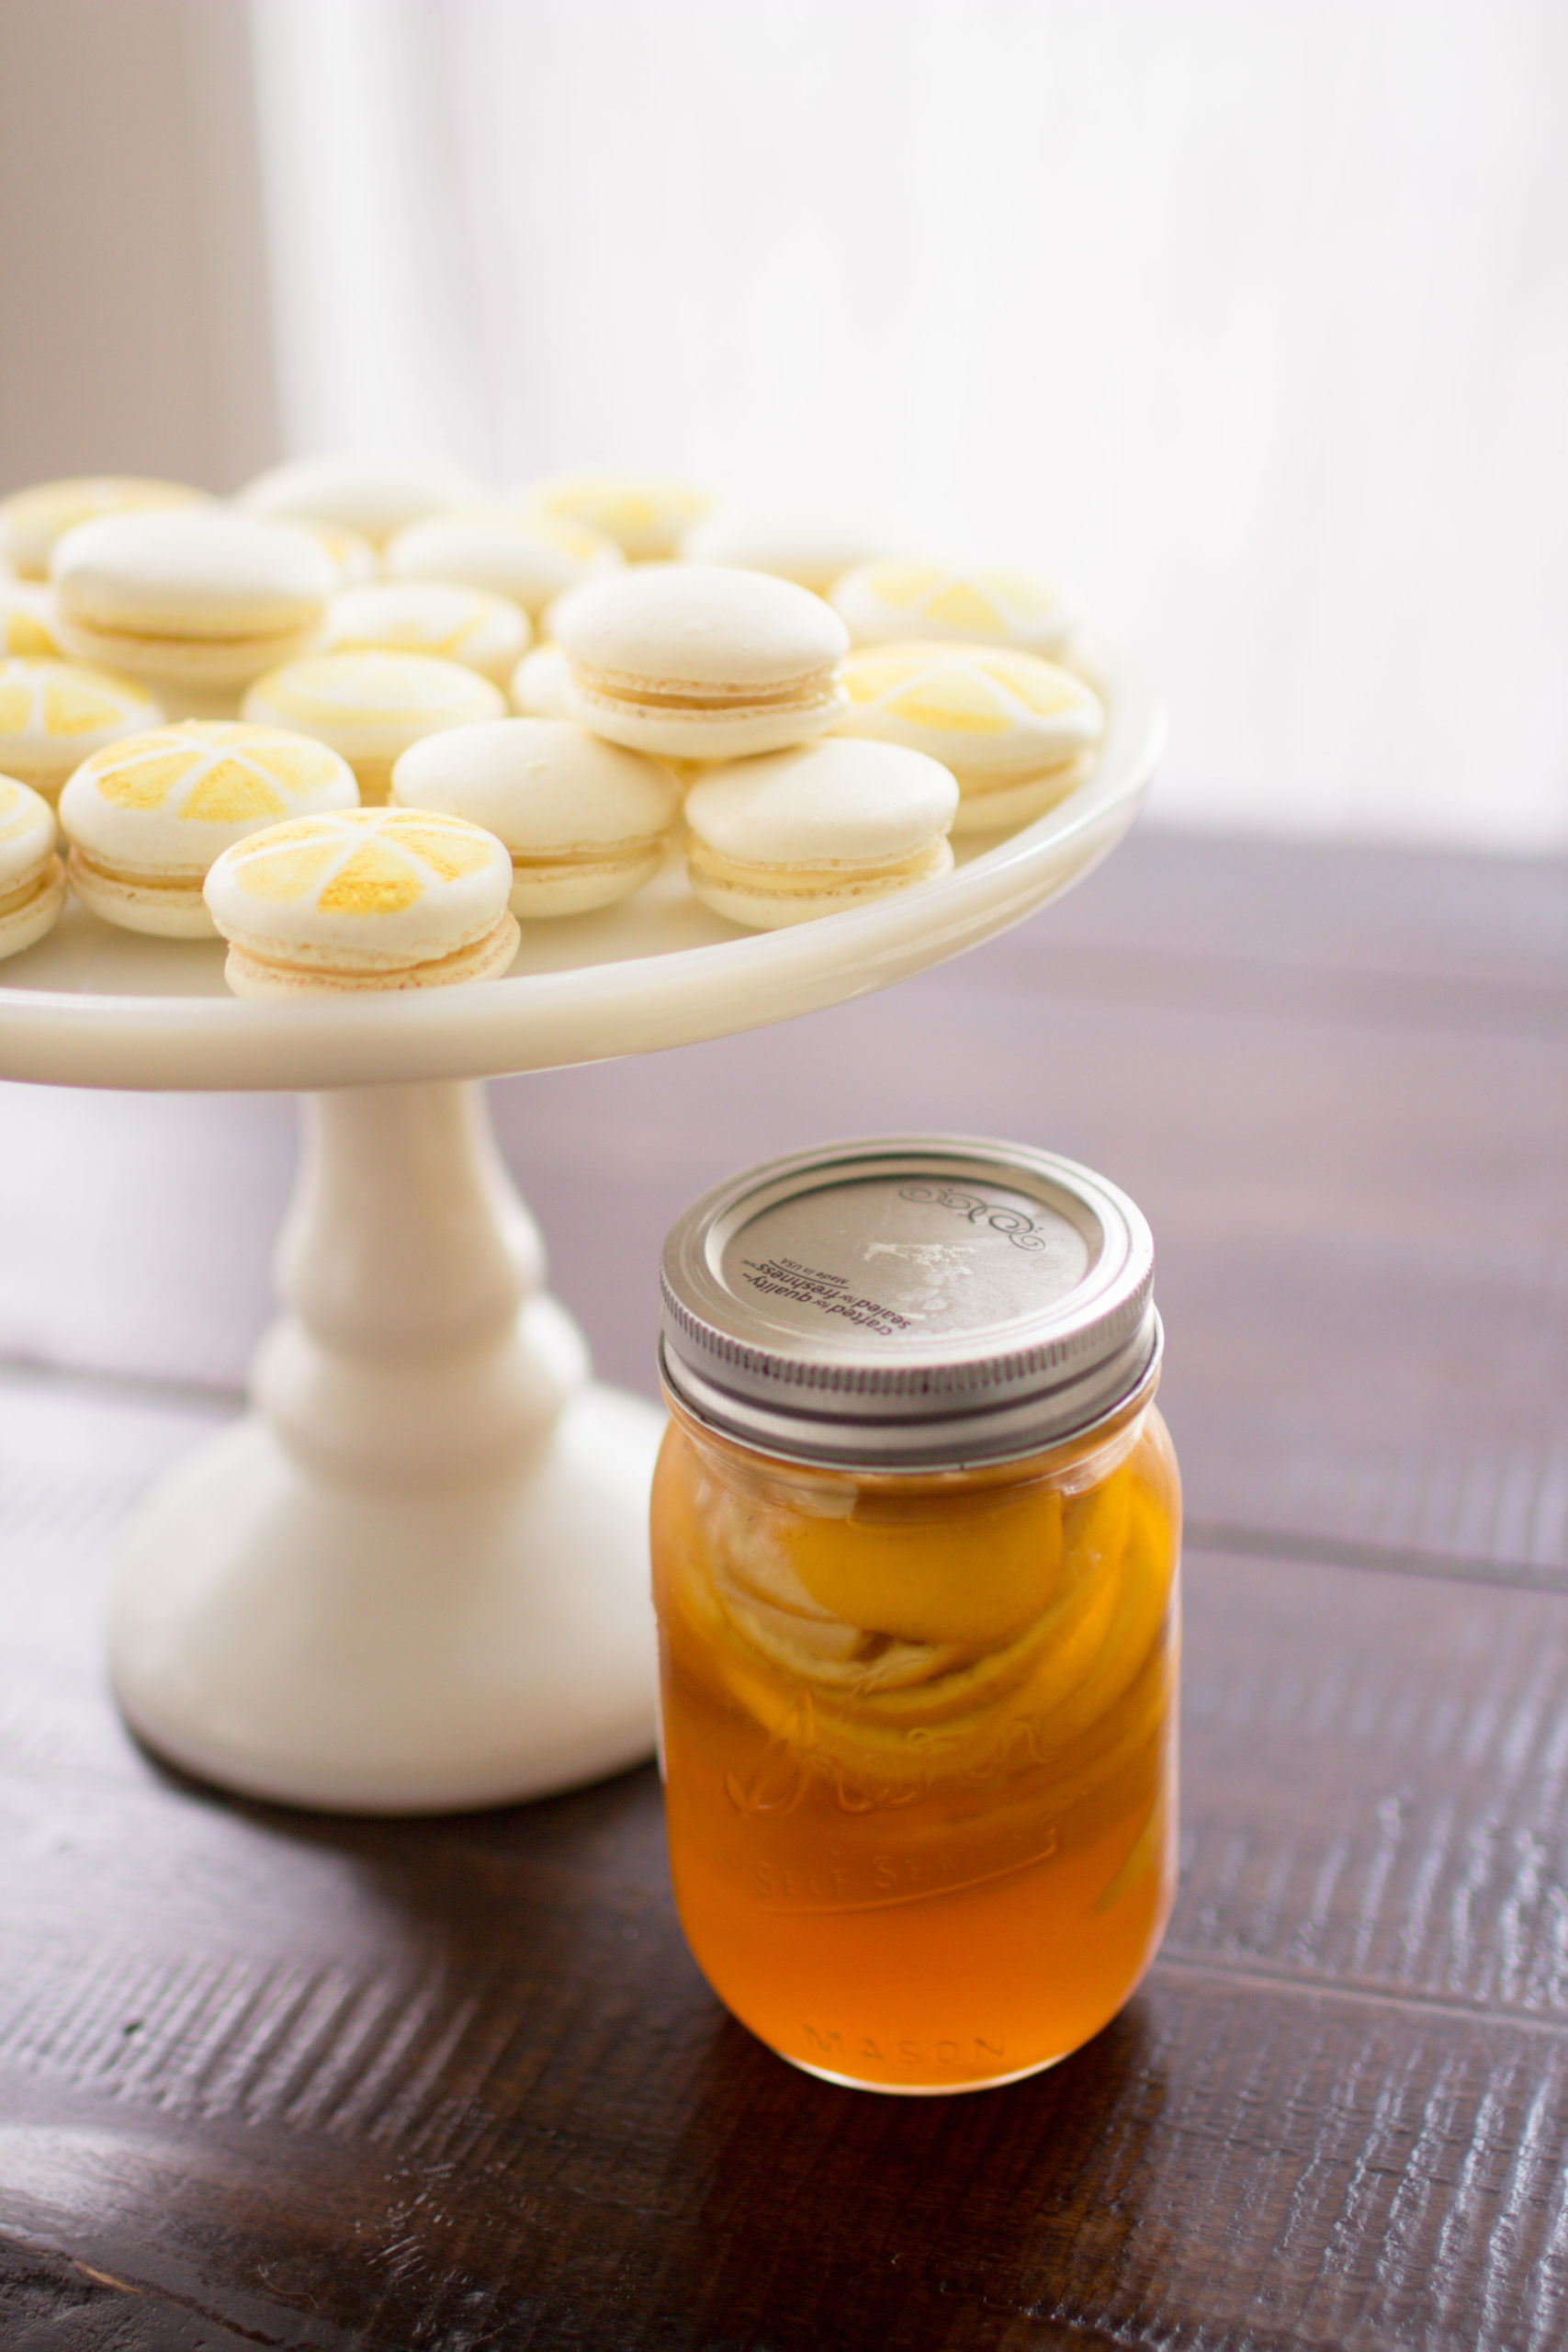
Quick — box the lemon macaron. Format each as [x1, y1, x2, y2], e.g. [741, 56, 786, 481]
[243, 649, 505, 806]
[59, 720, 358, 937]
[0, 773, 65, 959]
[204, 806, 520, 995]
[831, 557, 1077, 659]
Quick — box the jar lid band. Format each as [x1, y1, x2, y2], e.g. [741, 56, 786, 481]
[659, 1136, 1159, 1469]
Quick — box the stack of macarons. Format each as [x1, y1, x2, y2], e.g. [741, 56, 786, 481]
[0, 448, 1111, 987]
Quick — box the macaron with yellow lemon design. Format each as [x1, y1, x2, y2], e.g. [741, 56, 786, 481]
[834, 643, 1104, 833]
[0, 658, 164, 803]
[324, 580, 529, 689]
[243, 649, 505, 805]
[0, 476, 207, 580]
[0, 774, 66, 959]
[830, 557, 1077, 658]
[527, 475, 714, 563]
[59, 721, 358, 938]
[204, 806, 519, 996]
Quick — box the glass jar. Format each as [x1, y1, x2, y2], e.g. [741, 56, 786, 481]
[652, 1136, 1180, 2093]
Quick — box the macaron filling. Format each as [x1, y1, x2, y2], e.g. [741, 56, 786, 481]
[221, 912, 519, 989]
[687, 836, 953, 899]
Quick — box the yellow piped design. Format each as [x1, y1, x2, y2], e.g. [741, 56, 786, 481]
[181, 762, 288, 824]
[222, 807, 502, 913]
[927, 581, 1005, 632]
[866, 561, 943, 611]
[0, 658, 154, 743]
[840, 646, 1100, 742]
[319, 841, 423, 915]
[0, 775, 49, 845]
[80, 721, 351, 820]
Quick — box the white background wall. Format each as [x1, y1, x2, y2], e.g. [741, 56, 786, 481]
[3, 3, 1564, 854]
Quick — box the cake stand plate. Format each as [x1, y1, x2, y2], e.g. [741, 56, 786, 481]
[0, 665, 1162, 1813]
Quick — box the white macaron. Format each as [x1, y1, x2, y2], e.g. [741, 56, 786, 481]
[324, 580, 530, 689]
[0, 658, 164, 802]
[51, 508, 336, 708]
[683, 738, 958, 929]
[834, 643, 1104, 832]
[510, 643, 573, 720]
[830, 558, 1077, 658]
[392, 716, 681, 917]
[386, 507, 622, 621]
[205, 805, 520, 995]
[60, 719, 359, 937]
[552, 564, 849, 760]
[236, 452, 479, 548]
[0, 772, 65, 958]
[243, 649, 506, 805]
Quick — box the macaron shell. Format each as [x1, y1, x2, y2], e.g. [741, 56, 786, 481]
[562, 673, 848, 760]
[511, 643, 574, 718]
[390, 717, 679, 854]
[59, 722, 359, 888]
[683, 737, 959, 867]
[386, 508, 623, 617]
[688, 834, 954, 931]
[65, 854, 215, 939]
[225, 910, 521, 997]
[51, 508, 337, 639]
[553, 564, 848, 692]
[297, 520, 380, 589]
[507, 844, 666, 919]
[50, 612, 325, 696]
[205, 806, 517, 975]
[0, 771, 58, 884]
[243, 652, 506, 803]
[0, 581, 66, 657]
[949, 752, 1098, 835]
[0, 477, 208, 580]
[237, 454, 479, 547]
[325, 581, 529, 687]
[835, 643, 1103, 779]
[528, 476, 715, 561]
[0, 853, 66, 958]
[0, 658, 164, 795]
[830, 559, 1077, 656]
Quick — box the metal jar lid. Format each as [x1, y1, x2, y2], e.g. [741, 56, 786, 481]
[659, 1136, 1160, 1470]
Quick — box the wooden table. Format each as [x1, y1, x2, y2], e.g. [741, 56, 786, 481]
[3, 828, 1565, 2350]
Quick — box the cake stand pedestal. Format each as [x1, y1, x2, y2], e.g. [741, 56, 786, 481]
[0, 659, 1160, 1813]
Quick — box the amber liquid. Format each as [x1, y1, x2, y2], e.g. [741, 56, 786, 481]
[651, 1406, 1180, 2091]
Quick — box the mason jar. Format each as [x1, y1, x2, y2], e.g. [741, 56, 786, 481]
[652, 1136, 1180, 2093]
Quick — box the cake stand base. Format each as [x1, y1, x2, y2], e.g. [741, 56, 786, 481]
[108, 1389, 662, 1813]
[105, 1079, 665, 1814]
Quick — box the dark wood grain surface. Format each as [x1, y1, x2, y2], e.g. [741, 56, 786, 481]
[3, 826, 1566, 2349]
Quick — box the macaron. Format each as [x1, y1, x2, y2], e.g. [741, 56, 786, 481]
[0, 658, 164, 802]
[205, 805, 520, 995]
[683, 738, 958, 929]
[51, 508, 336, 711]
[0, 477, 208, 580]
[527, 475, 715, 562]
[830, 558, 1077, 657]
[324, 580, 529, 688]
[678, 513, 891, 597]
[834, 644, 1104, 833]
[386, 507, 622, 621]
[59, 720, 358, 938]
[551, 564, 849, 760]
[0, 580, 65, 657]
[0, 773, 65, 959]
[392, 717, 681, 917]
[237, 452, 478, 547]
[510, 642, 573, 720]
[242, 649, 505, 805]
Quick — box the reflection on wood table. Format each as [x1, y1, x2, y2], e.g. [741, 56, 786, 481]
[2, 828, 1565, 2349]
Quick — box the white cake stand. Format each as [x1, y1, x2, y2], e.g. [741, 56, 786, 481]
[0, 665, 1161, 1814]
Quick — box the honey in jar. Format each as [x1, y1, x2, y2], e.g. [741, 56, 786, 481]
[652, 1136, 1179, 2093]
